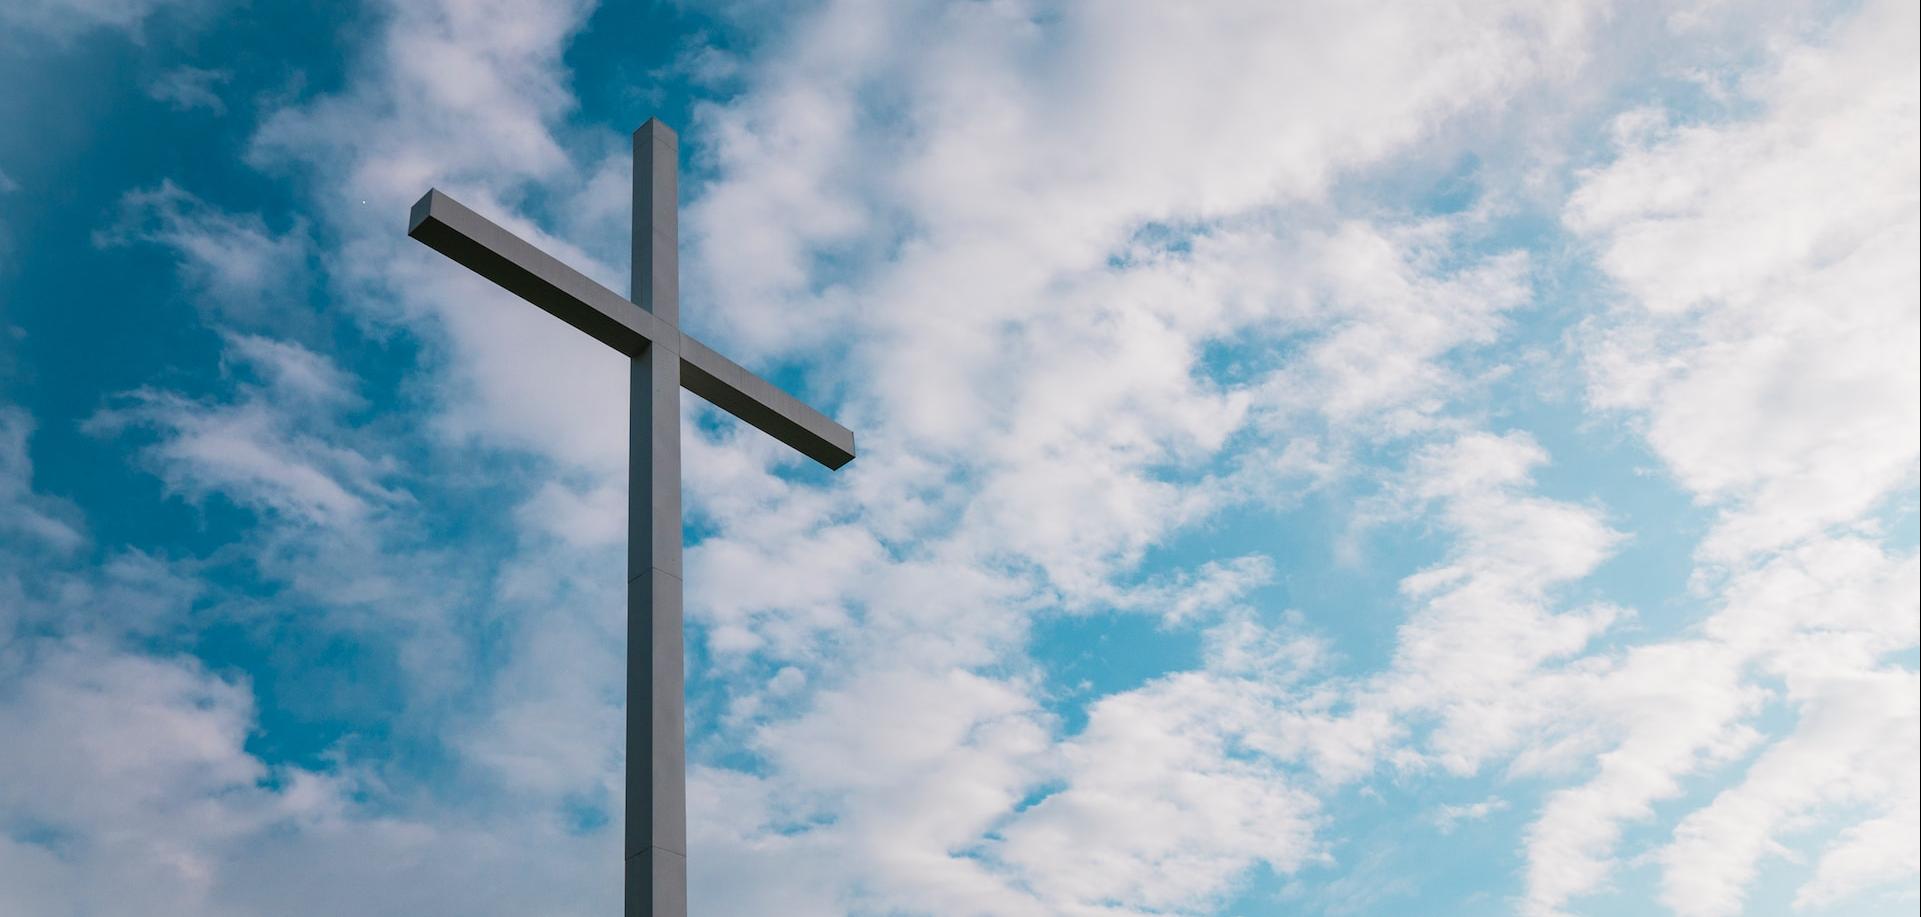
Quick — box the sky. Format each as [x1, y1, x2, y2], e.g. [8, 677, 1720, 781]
[0, 0, 1915, 915]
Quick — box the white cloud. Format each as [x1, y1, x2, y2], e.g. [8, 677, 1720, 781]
[1651, 537, 1920, 916]
[684, 0, 1592, 355]
[1372, 432, 1627, 778]
[994, 665, 1322, 914]
[219, 330, 361, 405]
[0, 636, 344, 917]
[513, 477, 624, 548]
[1525, 1, 1921, 910]
[689, 667, 1052, 916]
[1505, 538, 1918, 917]
[1571, 0, 1920, 565]
[1109, 554, 1277, 625]
[0, 628, 623, 916]
[1516, 639, 1764, 916]
[1660, 662, 1918, 917]
[1797, 796, 1921, 911]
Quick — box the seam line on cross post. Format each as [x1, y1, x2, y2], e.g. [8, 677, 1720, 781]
[630, 568, 684, 585]
[626, 845, 686, 863]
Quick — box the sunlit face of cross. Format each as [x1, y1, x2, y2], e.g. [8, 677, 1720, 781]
[406, 119, 855, 917]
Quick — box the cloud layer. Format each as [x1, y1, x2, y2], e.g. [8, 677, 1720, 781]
[0, 0, 1915, 914]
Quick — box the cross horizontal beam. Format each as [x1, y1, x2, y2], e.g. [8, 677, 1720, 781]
[408, 188, 856, 469]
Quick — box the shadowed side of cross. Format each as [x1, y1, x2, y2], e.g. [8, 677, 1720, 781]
[406, 119, 854, 917]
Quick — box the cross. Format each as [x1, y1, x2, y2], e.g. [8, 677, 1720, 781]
[406, 120, 856, 916]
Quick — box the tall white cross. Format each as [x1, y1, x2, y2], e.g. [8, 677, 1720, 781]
[407, 119, 856, 916]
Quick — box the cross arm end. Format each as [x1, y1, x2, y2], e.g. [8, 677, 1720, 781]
[679, 333, 856, 470]
[407, 188, 442, 236]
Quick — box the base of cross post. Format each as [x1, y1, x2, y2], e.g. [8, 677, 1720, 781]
[626, 847, 688, 916]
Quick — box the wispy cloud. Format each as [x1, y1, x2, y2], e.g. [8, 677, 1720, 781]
[83, 336, 396, 529]
[146, 65, 231, 113]
[0, 407, 86, 553]
[95, 181, 315, 331]
[1434, 796, 1508, 833]
[0, 0, 202, 39]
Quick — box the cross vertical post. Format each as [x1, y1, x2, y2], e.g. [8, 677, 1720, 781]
[628, 119, 687, 917]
